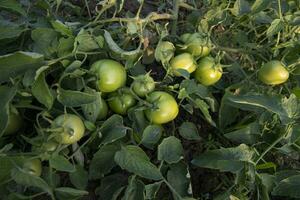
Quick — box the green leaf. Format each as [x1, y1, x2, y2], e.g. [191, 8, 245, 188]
[89, 144, 119, 179]
[0, 21, 26, 40]
[32, 72, 54, 109]
[123, 176, 145, 200]
[82, 89, 105, 123]
[0, 86, 17, 137]
[227, 93, 295, 124]
[251, 0, 271, 13]
[225, 121, 261, 144]
[267, 19, 284, 37]
[58, 37, 74, 57]
[231, 0, 251, 16]
[191, 144, 255, 173]
[49, 154, 75, 172]
[193, 98, 216, 127]
[114, 145, 162, 180]
[74, 29, 100, 52]
[104, 30, 141, 57]
[57, 88, 97, 107]
[31, 28, 58, 58]
[272, 175, 300, 198]
[69, 165, 88, 190]
[96, 174, 127, 200]
[11, 167, 53, 195]
[141, 125, 163, 149]
[54, 187, 88, 200]
[167, 162, 191, 199]
[178, 122, 201, 141]
[0, 0, 26, 15]
[99, 115, 127, 145]
[0, 51, 44, 83]
[0, 156, 20, 183]
[145, 181, 163, 200]
[158, 136, 184, 164]
[51, 20, 73, 36]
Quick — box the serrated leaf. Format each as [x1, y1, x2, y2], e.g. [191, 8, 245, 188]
[0, 86, 17, 137]
[96, 174, 127, 200]
[0, 51, 44, 83]
[11, 167, 53, 195]
[89, 144, 119, 179]
[193, 98, 216, 127]
[158, 136, 184, 164]
[267, 19, 284, 37]
[74, 29, 100, 52]
[251, 0, 271, 13]
[191, 144, 254, 173]
[57, 88, 97, 107]
[114, 145, 162, 180]
[49, 154, 75, 172]
[225, 121, 261, 144]
[178, 122, 201, 140]
[272, 175, 300, 198]
[0, 0, 26, 15]
[123, 176, 145, 200]
[167, 162, 191, 199]
[99, 115, 127, 145]
[69, 165, 88, 190]
[32, 72, 54, 109]
[141, 125, 163, 149]
[231, 0, 251, 16]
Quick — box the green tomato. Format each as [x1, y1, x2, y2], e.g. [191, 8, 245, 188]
[180, 33, 211, 57]
[23, 159, 42, 177]
[170, 53, 197, 76]
[91, 59, 127, 92]
[52, 114, 85, 145]
[194, 57, 222, 86]
[258, 60, 289, 85]
[108, 88, 136, 115]
[4, 106, 22, 135]
[42, 140, 58, 152]
[132, 73, 155, 97]
[145, 91, 179, 124]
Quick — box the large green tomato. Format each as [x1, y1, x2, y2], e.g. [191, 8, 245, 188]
[258, 60, 289, 85]
[132, 73, 155, 97]
[180, 33, 211, 58]
[194, 57, 222, 86]
[108, 88, 136, 115]
[145, 91, 179, 124]
[52, 114, 85, 145]
[170, 53, 197, 76]
[4, 106, 22, 135]
[23, 159, 42, 177]
[91, 59, 127, 92]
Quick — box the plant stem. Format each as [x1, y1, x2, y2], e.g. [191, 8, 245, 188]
[171, 0, 180, 35]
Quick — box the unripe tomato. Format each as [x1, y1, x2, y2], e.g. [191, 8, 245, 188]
[170, 53, 197, 76]
[145, 91, 179, 124]
[4, 106, 22, 135]
[52, 114, 85, 145]
[42, 140, 58, 152]
[91, 59, 126, 92]
[108, 88, 136, 115]
[194, 57, 222, 86]
[132, 73, 155, 97]
[23, 159, 42, 177]
[258, 60, 289, 85]
[180, 33, 211, 57]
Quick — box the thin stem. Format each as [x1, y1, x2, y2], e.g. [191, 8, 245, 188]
[171, 0, 180, 35]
